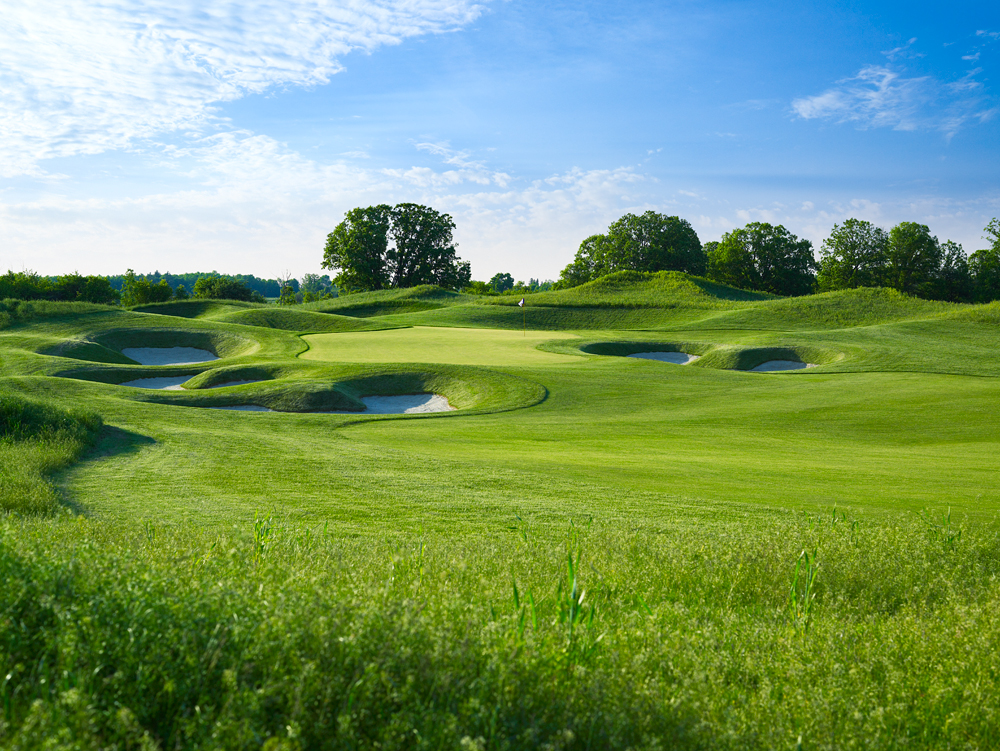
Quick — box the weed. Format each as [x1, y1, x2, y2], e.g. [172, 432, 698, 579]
[252, 511, 273, 565]
[919, 508, 963, 549]
[787, 547, 819, 634]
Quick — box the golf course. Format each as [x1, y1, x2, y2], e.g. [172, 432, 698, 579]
[3, 270, 1000, 749]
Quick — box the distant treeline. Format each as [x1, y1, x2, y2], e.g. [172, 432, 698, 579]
[558, 214, 1000, 303]
[104, 272, 296, 298]
[0, 271, 342, 307]
[464, 275, 555, 296]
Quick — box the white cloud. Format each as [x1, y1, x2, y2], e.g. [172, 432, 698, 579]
[0, 0, 487, 177]
[392, 141, 512, 187]
[881, 37, 924, 62]
[792, 35, 997, 137]
[791, 65, 932, 131]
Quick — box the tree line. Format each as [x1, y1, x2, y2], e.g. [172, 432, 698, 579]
[0, 270, 332, 306]
[556, 212, 1000, 302]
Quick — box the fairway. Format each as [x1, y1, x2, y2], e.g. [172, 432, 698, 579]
[302, 325, 579, 366]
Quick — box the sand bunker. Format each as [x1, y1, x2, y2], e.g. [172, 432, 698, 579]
[121, 347, 219, 366]
[628, 352, 700, 365]
[116, 377, 262, 391]
[358, 394, 454, 414]
[750, 360, 817, 372]
[120, 376, 190, 390]
[207, 394, 454, 415]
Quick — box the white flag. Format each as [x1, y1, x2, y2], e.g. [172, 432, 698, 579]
[518, 298, 525, 307]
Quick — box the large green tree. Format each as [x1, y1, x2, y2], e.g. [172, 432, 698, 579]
[884, 222, 942, 297]
[816, 219, 889, 291]
[557, 213, 704, 288]
[322, 203, 471, 292]
[707, 223, 816, 296]
[120, 270, 173, 306]
[192, 275, 259, 302]
[969, 218, 1000, 303]
[931, 240, 973, 303]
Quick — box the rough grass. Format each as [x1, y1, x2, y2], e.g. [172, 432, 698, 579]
[2, 509, 998, 749]
[0, 299, 116, 331]
[0, 393, 101, 514]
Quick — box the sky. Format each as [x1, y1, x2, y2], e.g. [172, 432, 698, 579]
[2, 0, 998, 283]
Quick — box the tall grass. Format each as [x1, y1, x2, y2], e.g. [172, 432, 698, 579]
[2, 509, 999, 749]
[0, 393, 102, 514]
[0, 299, 114, 330]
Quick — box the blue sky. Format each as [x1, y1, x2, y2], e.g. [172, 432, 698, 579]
[2, 0, 998, 282]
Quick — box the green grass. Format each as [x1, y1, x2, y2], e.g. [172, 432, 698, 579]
[0, 394, 102, 514]
[302, 326, 580, 366]
[3, 277, 1000, 748]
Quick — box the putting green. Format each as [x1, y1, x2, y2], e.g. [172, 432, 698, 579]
[301, 326, 578, 366]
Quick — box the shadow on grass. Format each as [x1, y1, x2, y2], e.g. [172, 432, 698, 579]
[57, 425, 156, 515]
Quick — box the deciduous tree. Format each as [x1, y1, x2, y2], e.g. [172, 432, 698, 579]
[322, 203, 471, 291]
[192, 275, 258, 302]
[817, 219, 889, 291]
[556, 213, 705, 288]
[885, 222, 942, 297]
[707, 223, 816, 296]
[970, 218, 1000, 303]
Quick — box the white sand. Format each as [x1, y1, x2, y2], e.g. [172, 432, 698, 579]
[360, 394, 455, 414]
[314, 393, 456, 415]
[121, 347, 218, 366]
[750, 360, 817, 372]
[628, 352, 701, 365]
[202, 394, 454, 415]
[119, 376, 190, 390]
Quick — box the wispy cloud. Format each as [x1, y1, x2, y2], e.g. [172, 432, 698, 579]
[389, 141, 512, 187]
[792, 66, 932, 131]
[881, 37, 924, 62]
[791, 36, 997, 137]
[0, 0, 487, 177]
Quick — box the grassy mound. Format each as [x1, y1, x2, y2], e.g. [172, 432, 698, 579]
[0, 393, 102, 514]
[381, 304, 702, 331]
[484, 271, 775, 308]
[131, 299, 264, 319]
[129, 363, 545, 415]
[41, 339, 138, 365]
[686, 287, 957, 332]
[694, 345, 829, 371]
[213, 307, 392, 333]
[1, 299, 117, 331]
[92, 327, 260, 361]
[309, 286, 467, 318]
